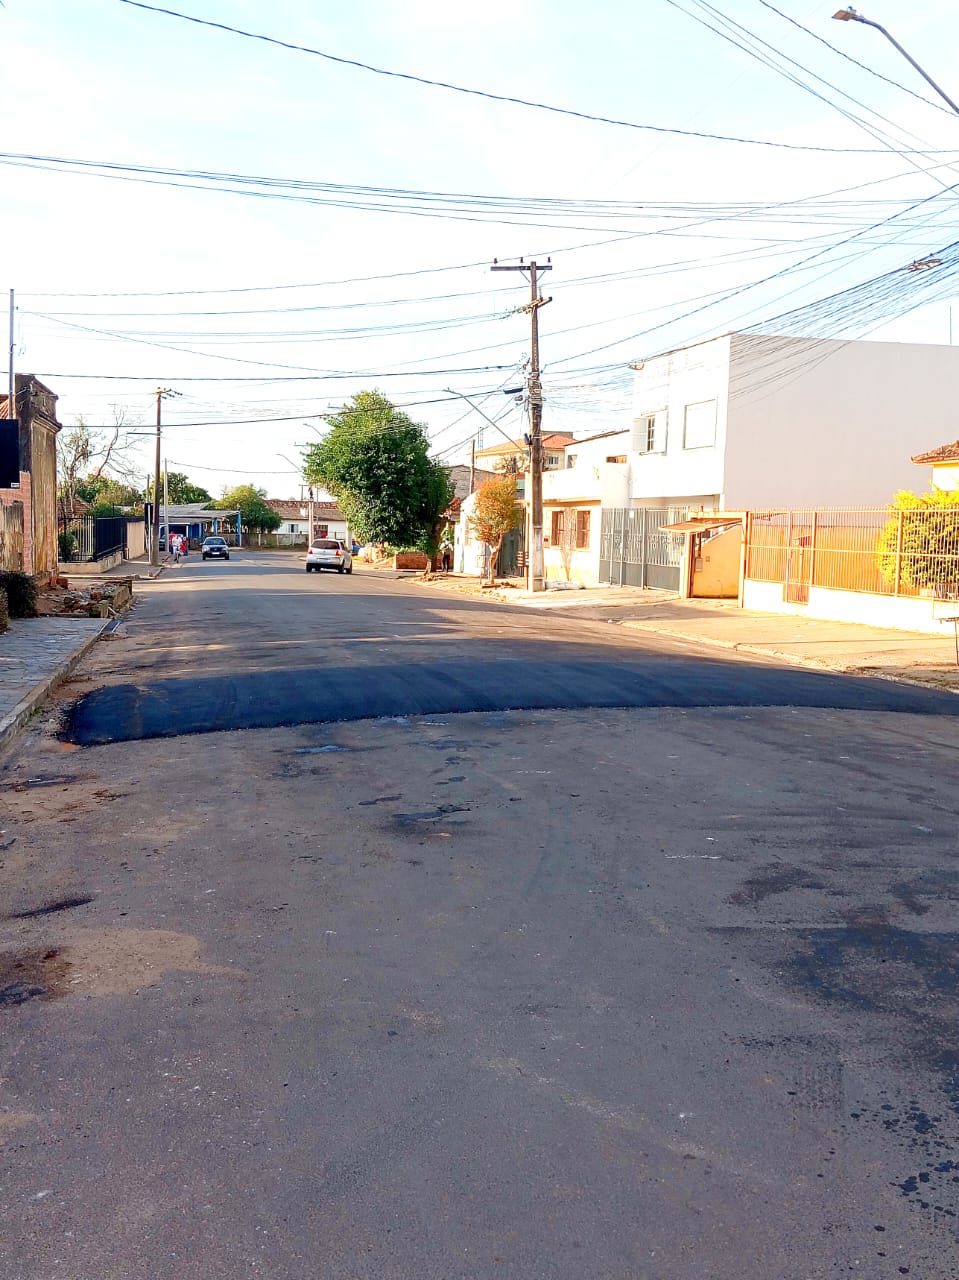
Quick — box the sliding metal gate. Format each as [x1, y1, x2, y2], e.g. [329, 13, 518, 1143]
[598, 506, 688, 590]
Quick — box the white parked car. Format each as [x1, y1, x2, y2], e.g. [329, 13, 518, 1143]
[305, 538, 353, 574]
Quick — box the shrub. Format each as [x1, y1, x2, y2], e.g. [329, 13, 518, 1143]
[877, 490, 959, 593]
[58, 531, 77, 562]
[0, 571, 38, 618]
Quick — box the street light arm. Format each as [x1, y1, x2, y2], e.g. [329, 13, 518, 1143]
[444, 388, 522, 450]
[832, 9, 959, 115]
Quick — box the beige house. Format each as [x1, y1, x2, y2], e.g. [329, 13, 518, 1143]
[474, 432, 575, 475]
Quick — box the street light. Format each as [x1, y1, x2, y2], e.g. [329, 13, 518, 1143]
[831, 8, 959, 115]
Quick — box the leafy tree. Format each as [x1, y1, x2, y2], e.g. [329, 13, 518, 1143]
[877, 489, 959, 593]
[214, 484, 282, 535]
[303, 391, 454, 570]
[145, 471, 212, 505]
[93, 477, 143, 508]
[468, 475, 524, 583]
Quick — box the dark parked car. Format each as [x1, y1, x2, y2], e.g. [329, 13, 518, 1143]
[201, 536, 230, 561]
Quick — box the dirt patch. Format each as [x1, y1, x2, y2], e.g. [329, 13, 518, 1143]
[57, 926, 233, 996]
[0, 1112, 35, 1138]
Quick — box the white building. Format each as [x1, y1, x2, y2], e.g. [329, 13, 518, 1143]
[266, 498, 348, 545]
[629, 331, 959, 510]
[535, 332, 959, 590]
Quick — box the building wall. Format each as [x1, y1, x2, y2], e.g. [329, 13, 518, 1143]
[724, 333, 959, 508]
[0, 481, 28, 572]
[629, 335, 732, 505]
[690, 525, 741, 599]
[543, 502, 600, 584]
[743, 577, 952, 636]
[930, 462, 959, 492]
[7, 377, 60, 578]
[125, 519, 146, 560]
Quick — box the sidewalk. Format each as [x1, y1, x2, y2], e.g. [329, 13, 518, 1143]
[0, 617, 107, 751]
[412, 574, 959, 693]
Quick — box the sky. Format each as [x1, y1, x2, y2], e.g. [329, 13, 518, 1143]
[6, 0, 959, 499]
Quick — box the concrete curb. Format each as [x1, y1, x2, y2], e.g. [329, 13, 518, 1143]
[0, 622, 109, 753]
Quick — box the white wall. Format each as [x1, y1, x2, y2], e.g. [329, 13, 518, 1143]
[743, 577, 955, 636]
[629, 335, 731, 505]
[931, 463, 959, 492]
[724, 333, 959, 508]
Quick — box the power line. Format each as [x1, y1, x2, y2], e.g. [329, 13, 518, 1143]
[35, 366, 515, 381]
[115, 0, 955, 156]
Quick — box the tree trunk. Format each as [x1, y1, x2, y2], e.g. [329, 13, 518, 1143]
[488, 536, 503, 583]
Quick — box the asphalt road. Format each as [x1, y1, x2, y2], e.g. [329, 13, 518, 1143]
[2, 552, 959, 1279]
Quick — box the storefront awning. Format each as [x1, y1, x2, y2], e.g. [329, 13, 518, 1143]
[659, 517, 741, 534]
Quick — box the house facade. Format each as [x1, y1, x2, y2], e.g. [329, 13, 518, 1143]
[0, 374, 61, 578]
[541, 430, 630, 584]
[473, 432, 575, 476]
[630, 331, 959, 510]
[266, 499, 347, 544]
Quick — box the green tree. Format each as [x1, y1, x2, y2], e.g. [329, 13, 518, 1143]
[145, 472, 212, 505]
[93, 477, 143, 508]
[302, 391, 453, 570]
[468, 475, 524, 583]
[877, 489, 959, 593]
[214, 484, 282, 537]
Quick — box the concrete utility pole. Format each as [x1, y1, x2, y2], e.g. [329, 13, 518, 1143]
[832, 9, 959, 115]
[490, 258, 552, 591]
[151, 388, 175, 567]
[8, 289, 14, 421]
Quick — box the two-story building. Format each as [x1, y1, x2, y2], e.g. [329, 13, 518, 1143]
[629, 331, 959, 511]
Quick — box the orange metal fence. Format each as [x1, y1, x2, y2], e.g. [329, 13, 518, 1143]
[746, 507, 959, 600]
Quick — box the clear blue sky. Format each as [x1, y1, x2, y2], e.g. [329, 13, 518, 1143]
[7, 0, 959, 494]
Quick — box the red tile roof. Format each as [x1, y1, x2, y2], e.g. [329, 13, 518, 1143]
[912, 441, 959, 464]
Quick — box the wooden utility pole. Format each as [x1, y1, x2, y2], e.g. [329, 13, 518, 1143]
[491, 258, 552, 591]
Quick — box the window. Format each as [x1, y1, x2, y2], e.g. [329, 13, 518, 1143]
[575, 509, 590, 549]
[288, 523, 297, 533]
[566, 453, 578, 469]
[550, 510, 565, 543]
[605, 454, 626, 464]
[635, 410, 667, 454]
[683, 399, 717, 449]
[545, 453, 561, 469]
[317, 524, 329, 538]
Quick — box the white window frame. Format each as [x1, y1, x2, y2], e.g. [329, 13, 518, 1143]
[682, 399, 717, 450]
[635, 410, 667, 455]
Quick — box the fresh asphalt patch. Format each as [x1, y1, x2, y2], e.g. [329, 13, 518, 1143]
[64, 656, 959, 745]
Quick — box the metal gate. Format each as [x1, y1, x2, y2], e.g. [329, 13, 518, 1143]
[498, 525, 525, 578]
[784, 511, 814, 604]
[598, 506, 688, 590]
